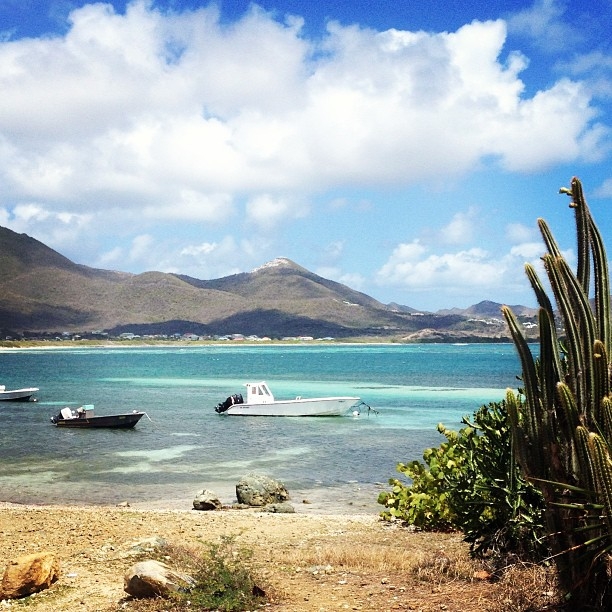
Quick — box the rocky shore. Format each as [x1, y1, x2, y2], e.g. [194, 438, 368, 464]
[0, 500, 519, 611]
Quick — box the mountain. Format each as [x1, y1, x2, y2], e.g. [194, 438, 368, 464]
[0, 227, 534, 341]
[436, 300, 538, 318]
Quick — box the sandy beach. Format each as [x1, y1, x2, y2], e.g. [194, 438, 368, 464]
[0, 499, 515, 612]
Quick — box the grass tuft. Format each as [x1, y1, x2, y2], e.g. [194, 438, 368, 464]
[117, 535, 268, 612]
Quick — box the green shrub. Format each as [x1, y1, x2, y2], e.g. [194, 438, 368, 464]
[127, 535, 267, 612]
[378, 423, 460, 532]
[379, 400, 547, 559]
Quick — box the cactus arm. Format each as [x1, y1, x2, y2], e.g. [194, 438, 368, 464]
[538, 307, 563, 412]
[575, 425, 597, 496]
[600, 397, 612, 445]
[588, 433, 612, 534]
[542, 254, 584, 402]
[525, 262, 556, 316]
[502, 306, 546, 473]
[589, 216, 611, 354]
[592, 340, 609, 424]
[538, 217, 563, 259]
[569, 177, 591, 293]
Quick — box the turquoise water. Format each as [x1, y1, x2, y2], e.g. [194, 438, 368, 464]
[0, 343, 524, 512]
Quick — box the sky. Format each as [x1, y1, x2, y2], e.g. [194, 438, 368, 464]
[1, 1, 612, 311]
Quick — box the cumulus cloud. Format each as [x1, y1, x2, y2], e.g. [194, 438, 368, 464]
[507, 0, 579, 53]
[594, 178, 612, 198]
[506, 222, 537, 244]
[245, 193, 308, 228]
[438, 209, 477, 245]
[315, 266, 366, 291]
[377, 244, 503, 290]
[0, 2, 603, 210]
[0, 1, 607, 306]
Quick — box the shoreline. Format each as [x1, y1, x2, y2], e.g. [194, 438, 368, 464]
[0, 340, 401, 352]
[0, 338, 518, 352]
[0, 480, 387, 516]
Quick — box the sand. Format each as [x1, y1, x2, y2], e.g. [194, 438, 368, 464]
[0, 499, 505, 612]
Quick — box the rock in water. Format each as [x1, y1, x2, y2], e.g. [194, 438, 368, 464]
[236, 473, 289, 506]
[124, 560, 195, 598]
[0, 552, 60, 599]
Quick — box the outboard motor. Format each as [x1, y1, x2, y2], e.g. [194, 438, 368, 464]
[215, 393, 244, 413]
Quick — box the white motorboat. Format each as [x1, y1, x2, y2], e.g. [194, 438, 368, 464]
[215, 381, 360, 416]
[0, 385, 39, 401]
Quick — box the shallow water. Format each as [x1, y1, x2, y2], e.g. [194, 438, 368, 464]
[0, 343, 524, 512]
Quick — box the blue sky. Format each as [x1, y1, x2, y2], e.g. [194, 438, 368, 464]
[1, 1, 612, 311]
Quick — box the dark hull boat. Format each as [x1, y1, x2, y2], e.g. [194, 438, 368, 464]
[51, 405, 145, 429]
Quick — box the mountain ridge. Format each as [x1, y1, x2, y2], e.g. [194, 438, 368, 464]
[0, 226, 535, 340]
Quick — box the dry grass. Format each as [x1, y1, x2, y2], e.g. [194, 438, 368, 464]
[487, 561, 561, 611]
[281, 532, 481, 580]
[0, 505, 564, 612]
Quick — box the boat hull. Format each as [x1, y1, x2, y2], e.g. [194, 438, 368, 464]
[53, 412, 145, 428]
[223, 397, 360, 417]
[0, 388, 39, 401]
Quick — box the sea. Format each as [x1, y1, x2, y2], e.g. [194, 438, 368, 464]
[0, 343, 525, 514]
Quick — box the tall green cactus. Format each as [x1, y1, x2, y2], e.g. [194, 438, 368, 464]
[502, 177, 612, 608]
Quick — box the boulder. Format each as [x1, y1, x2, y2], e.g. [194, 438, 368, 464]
[263, 502, 295, 513]
[124, 560, 195, 598]
[235, 473, 289, 507]
[192, 489, 222, 511]
[0, 552, 60, 599]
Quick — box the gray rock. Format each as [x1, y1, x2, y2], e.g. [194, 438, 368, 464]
[235, 473, 289, 507]
[124, 560, 195, 598]
[192, 489, 222, 511]
[126, 537, 167, 555]
[263, 502, 295, 513]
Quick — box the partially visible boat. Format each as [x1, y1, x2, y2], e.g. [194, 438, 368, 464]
[0, 385, 39, 401]
[215, 381, 361, 417]
[51, 405, 146, 428]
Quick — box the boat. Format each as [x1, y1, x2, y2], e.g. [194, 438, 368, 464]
[50, 405, 146, 428]
[0, 385, 39, 401]
[214, 381, 361, 416]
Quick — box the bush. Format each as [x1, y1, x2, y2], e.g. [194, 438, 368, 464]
[123, 535, 267, 612]
[379, 401, 547, 559]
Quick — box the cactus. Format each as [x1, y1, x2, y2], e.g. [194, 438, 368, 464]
[502, 177, 612, 608]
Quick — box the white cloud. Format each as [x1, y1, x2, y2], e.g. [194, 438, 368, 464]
[315, 266, 366, 291]
[98, 246, 124, 268]
[506, 222, 537, 243]
[322, 240, 345, 260]
[245, 194, 308, 228]
[180, 242, 218, 257]
[173, 235, 262, 279]
[129, 234, 154, 262]
[507, 0, 579, 53]
[509, 241, 544, 259]
[0, 2, 603, 217]
[0, 1, 607, 309]
[377, 245, 503, 291]
[594, 178, 612, 198]
[439, 209, 477, 245]
[143, 191, 234, 222]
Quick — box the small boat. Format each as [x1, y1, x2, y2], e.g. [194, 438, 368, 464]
[215, 381, 361, 417]
[0, 385, 39, 401]
[51, 405, 146, 428]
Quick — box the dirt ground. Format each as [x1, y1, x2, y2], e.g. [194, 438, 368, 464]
[0, 502, 549, 611]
